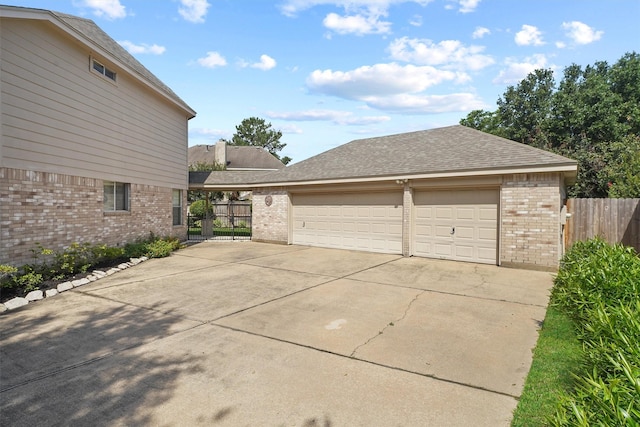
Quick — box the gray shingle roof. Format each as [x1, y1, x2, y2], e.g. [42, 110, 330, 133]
[255, 125, 577, 184]
[1, 5, 195, 117]
[188, 145, 285, 170]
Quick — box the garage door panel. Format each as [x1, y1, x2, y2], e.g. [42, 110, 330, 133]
[293, 192, 402, 254]
[414, 189, 498, 264]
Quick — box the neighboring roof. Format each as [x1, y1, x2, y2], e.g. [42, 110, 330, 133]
[0, 5, 196, 118]
[191, 125, 578, 189]
[188, 145, 285, 170]
[189, 171, 275, 189]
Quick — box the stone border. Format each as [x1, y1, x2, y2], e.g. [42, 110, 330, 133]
[0, 256, 149, 313]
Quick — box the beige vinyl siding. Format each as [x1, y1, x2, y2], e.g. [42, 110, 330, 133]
[0, 19, 188, 188]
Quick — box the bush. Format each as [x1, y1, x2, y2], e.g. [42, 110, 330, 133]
[550, 238, 640, 426]
[1, 236, 182, 300]
[189, 200, 213, 219]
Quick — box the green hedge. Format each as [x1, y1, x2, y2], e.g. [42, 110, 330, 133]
[550, 238, 640, 425]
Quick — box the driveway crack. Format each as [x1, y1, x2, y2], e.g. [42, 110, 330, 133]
[350, 290, 426, 357]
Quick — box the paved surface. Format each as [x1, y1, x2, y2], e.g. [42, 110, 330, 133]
[0, 242, 553, 426]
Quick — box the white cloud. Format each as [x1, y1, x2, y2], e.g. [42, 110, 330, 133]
[190, 127, 231, 140]
[323, 11, 392, 35]
[363, 93, 486, 114]
[119, 41, 166, 55]
[562, 21, 603, 45]
[493, 54, 550, 85]
[279, 124, 304, 134]
[267, 109, 391, 125]
[307, 63, 464, 99]
[179, 0, 210, 23]
[457, 0, 481, 13]
[279, 0, 433, 18]
[388, 37, 494, 71]
[472, 26, 490, 39]
[515, 24, 544, 46]
[79, 0, 127, 19]
[251, 55, 277, 71]
[197, 51, 227, 68]
[409, 14, 423, 26]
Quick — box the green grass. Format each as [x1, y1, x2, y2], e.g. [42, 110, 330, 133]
[512, 305, 583, 427]
[188, 227, 251, 237]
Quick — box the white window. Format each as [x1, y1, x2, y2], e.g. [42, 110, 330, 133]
[92, 58, 116, 82]
[172, 190, 182, 226]
[104, 181, 129, 211]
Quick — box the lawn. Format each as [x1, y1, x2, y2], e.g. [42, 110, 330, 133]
[188, 227, 251, 237]
[511, 305, 582, 426]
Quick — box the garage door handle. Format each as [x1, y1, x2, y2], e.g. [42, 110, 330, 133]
[450, 227, 455, 235]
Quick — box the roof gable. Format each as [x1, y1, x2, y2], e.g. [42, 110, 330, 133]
[0, 5, 195, 118]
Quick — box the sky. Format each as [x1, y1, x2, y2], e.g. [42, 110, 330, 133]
[6, 0, 640, 163]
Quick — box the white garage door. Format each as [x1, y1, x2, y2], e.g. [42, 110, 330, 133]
[292, 192, 403, 254]
[413, 189, 498, 264]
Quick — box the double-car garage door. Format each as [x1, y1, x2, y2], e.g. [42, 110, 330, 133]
[292, 189, 498, 264]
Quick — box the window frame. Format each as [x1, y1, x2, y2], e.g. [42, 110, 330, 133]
[172, 189, 183, 226]
[91, 57, 117, 82]
[103, 181, 130, 212]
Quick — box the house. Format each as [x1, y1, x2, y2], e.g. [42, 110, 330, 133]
[188, 140, 285, 170]
[0, 6, 196, 266]
[193, 125, 578, 270]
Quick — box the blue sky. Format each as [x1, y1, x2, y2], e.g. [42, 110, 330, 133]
[7, 0, 640, 163]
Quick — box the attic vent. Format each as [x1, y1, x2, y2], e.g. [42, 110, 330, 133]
[92, 58, 116, 81]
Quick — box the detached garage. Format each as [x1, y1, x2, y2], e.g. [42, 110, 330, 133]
[197, 125, 578, 271]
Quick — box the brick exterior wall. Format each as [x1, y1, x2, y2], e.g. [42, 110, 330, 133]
[500, 173, 563, 270]
[0, 167, 187, 266]
[252, 188, 289, 244]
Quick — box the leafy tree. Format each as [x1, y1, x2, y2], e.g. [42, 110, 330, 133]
[460, 52, 640, 198]
[189, 161, 226, 172]
[228, 117, 291, 164]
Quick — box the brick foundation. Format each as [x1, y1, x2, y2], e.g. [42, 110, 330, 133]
[1, 167, 187, 266]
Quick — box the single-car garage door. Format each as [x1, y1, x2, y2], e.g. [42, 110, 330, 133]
[413, 189, 498, 264]
[292, 192, 403, 254]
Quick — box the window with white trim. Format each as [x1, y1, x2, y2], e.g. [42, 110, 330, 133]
[172, 190, 182, 226]
[104, 181, 129, 211]
[92, 58, 116, 81]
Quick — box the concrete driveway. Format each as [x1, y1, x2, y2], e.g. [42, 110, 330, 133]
[0, 242, 553, 426]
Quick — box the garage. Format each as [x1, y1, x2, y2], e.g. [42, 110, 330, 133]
[413, 189, 499, 264]
[292, 192, 403, 254]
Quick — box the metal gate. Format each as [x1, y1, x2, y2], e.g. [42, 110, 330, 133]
[188, 201, 252, 241]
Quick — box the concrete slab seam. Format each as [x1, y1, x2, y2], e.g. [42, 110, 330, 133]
[210, 322, 522, 400]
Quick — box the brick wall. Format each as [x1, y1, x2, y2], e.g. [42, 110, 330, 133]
[252, 188, 289, 243]
[0, 167, 187, 266]
[500, 173, 563, 270]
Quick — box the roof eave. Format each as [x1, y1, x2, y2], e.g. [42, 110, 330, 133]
[249, 163, 579, 188]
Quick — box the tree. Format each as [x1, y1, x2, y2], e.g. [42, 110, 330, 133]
[228, 117, 291, 164]
[188, 161, 225, 202]
[460, 52, 640, 198]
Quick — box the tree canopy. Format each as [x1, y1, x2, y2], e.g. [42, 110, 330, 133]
[227, 117, 291, 165]
[460, 52, 640, 198]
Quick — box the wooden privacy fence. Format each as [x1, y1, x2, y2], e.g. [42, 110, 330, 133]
[565, 198, 640, 252]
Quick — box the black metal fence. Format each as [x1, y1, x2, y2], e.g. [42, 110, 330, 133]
[187, 201, 252, 241]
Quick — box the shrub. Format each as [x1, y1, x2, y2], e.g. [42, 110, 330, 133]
[189, 200, 213, 219]
[550, 238, 640, 426]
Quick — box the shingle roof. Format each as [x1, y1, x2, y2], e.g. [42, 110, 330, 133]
[188, 145, 285, 170]
[1, 5, 195, 118]
[255, 125, 577, 184]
